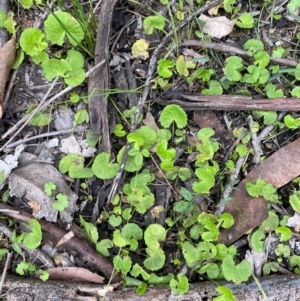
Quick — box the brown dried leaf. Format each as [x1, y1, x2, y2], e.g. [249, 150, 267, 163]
[199, 15, 236, 39]
[9, 162, 77, 223]
[0, 35, 16, 119]
[219, 137, 300, 245]
[47, 267, 105, 283]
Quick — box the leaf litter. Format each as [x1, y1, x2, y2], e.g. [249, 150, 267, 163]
[3, 0, 300, 299]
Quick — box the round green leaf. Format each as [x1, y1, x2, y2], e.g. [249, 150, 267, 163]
[159, 104, 187, 129]
[44, 11, 84, 46]
[92, 152, 119, 180]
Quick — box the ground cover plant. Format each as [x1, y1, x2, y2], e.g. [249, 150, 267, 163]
[2, 0, 300, 300]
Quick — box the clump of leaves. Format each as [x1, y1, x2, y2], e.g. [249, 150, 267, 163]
[44, 181, 69, 211]
[245, 179, 279, 203]
[19, 12, 86, 87]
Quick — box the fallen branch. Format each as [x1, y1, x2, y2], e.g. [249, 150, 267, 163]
[156, 92, 300, 111]
[4, 274, 300, 301]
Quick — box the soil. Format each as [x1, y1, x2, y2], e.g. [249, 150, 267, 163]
[1, 0, 300, 300]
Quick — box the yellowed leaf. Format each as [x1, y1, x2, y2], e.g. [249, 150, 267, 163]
[132, 39, 149, 60]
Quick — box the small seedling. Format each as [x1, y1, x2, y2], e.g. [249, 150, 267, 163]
[44, 182, 69, 211]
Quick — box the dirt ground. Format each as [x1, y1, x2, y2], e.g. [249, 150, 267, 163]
[2, 0, 300, 300]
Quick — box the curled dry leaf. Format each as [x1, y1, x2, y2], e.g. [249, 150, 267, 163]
[219, 137, 300, 245]
[199, 14, 236, 39]
[9, 162, 77, 223]
[0, 35, 16, 119]
[47, 267, 104, 283]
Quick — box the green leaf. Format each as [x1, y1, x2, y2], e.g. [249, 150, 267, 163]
[266, 83, 284, 98]
[218, 213, 234, 229]
[143, 15, 165, 35]
[117, 146, 143, 172]
[136, 282, 147, 295]
[236, 13, 254, 28]
[44, 181, 56, 196]
[127, 192, 155, 214]
[156, 140, 176, 162]
[253, 110, 277, 125]
[92, 152, 119, 180]
[169, 273, 189, 295]
[79, 215, 99, 244]
[243, 39, 264, 56]
[108, 215, 122, 227]
[222, 255, 251, 284]
[52, 193, 69, 211]
[114, 124, 126, 137]
[113, 229, 127, 247]
[0, 248, 8, 260]
[16, 261, 36, 275]
[289, 193, 300, 213]
[38, 270, 49, 282]
[201, 80, 223, 95]
[291, 87, 300, 98]
[275, 226, 292, 241]
[44, 11, 84, 46]
[243, 65, 260, 83]
[157, 58, 175, 78]
[113, 254, 132, 274]
[272, 46, 285, 58]
[284, 114, 300, 129]
[259, 68, 270, 84]
[144, 224, 166, 249]
[20, 28, 48, 56]
[250, 229, 265, 252]
[187, 67, 214, 83]
[96, 239, 113, 257]
[259, 211, 279, 232]
[74, 108, 89, 125]
[42, 58, 72, 81]
[223, 56, 243, 81]
[143, 247, 166, 271]
[122, 223, 143, 241]
[254, 51, 270, 69]
[245, 179, 266, 197]
[213, 286, 237, 301]
[198, 263, 219, 279]
[287, 0, 300, 13]
[224, 0, 236, 12]
[159, 104, 187, 129]
[263, 262, 279, 275]
[64, 49, 85, 87]
[23, 219, 42, 250]
[136, 126, 157, 150]
[201, 220, 219, 242]
[192, 167, 216, 194]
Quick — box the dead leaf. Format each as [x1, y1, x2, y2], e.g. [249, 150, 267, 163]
[0, 144, 25, 190]
[199, 14, 236, 39]
[9, 162, 77, 223]
[219, 137, 300, 245]
[60, 135, 96, 157]
[47, 267, 104, 283]
[193, 110, 232, 139]
[55, 230, 75, 248]
[132, 39, 149, 60]
[0, 35, 16, 119]
[143, 112, 160, 131]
